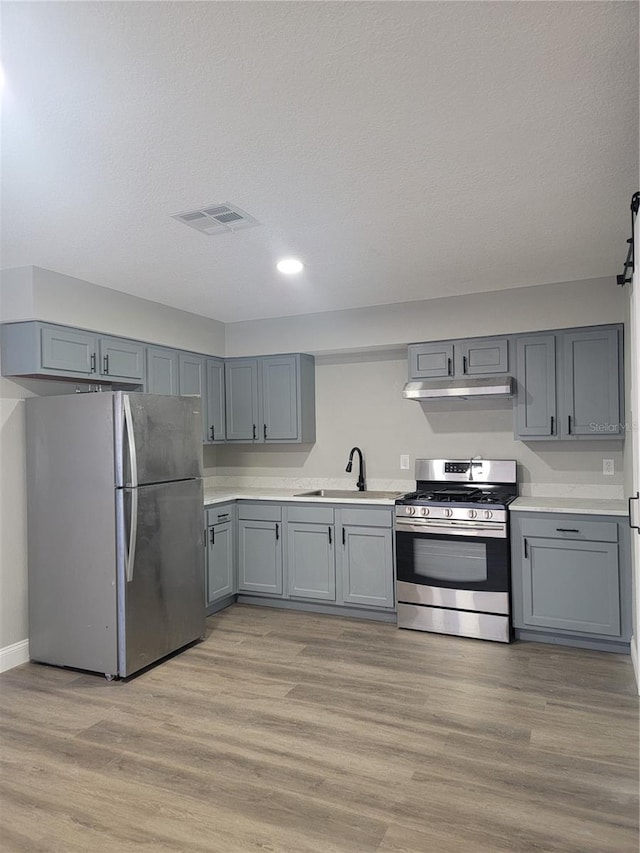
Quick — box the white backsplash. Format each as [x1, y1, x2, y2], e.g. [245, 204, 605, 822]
[519, 482, 625, 500]
[204, 474, 415, 493]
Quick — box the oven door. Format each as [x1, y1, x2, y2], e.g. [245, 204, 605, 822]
[395, 522, 510, 594]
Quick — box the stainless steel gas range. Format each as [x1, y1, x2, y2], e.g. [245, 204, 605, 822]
[395, 458, 518, 643]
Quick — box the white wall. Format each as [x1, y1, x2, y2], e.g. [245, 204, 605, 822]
[225, 276, 624, 356]
[2, 266, 226, 354]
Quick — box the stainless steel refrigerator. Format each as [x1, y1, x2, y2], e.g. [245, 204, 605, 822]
[26, 391, 206, 679]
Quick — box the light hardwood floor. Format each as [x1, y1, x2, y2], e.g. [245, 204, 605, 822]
[0, 604, 638, 852]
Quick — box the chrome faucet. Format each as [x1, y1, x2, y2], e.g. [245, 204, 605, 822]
[346, 447, 366, 491]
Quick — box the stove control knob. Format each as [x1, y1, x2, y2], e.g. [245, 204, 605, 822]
[406, 506, 416, 516]
[483, 510, 493, 520]
[468, 509, 477, 519]
[444, 508, 453, 518]
[420, 506, 429, 516]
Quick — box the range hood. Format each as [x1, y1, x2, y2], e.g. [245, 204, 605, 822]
[402, 376, 514, 400]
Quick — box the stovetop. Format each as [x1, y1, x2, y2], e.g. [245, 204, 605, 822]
[397, 485, 516, 508]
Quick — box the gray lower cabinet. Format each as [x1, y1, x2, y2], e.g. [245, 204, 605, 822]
[511, 512, 631, 648]
[341, 525, 394, 608]
[206, 505, 235, 605]
[147, 346, 179, 394]
[337, 507, 395, 609]
[237, 504, 283, 595]
[286, 505, 335, 601]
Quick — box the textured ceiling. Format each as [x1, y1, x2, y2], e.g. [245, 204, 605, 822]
[1, 1, 638, 323]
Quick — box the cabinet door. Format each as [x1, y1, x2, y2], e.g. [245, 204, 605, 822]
[262, 355, 298, 441]
[205, 358, 226, 443]
[287, 522, 335, 601]
[41, 325, 97, 375]
[562, 328, 621, 437]
[178, 353, 205, 396]
[146, 347, 179, 395]
[99, 337, 145, 381]
[341, 526, 394, 608]
[460, 338, 508, 375]
[237, 519, 282, 594]
[206, 520, 235, 603]
[514, 335, 557, 438]
[408, 343, 454, 379]
[521, 536, 620, 636]
[225, 359, 260, 441]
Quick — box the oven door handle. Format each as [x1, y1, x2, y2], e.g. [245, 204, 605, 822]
[395, 519, 507, 537]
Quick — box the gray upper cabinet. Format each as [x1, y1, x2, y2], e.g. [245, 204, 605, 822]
[98, 336, 145, 382]
[514, 335, 557, 438]
[0, 322, 145, 383]
[460, 338, 509, 375]
[262, 355, 298, 441]
[514, 325, 623, 441]
[408, 342, 454, 378]
[225, 354, 315, 444]
[561, 327, 621, 438]
[41, 325, 97, 375]
[408, 337, 508, 380]
[178, 353, 205, 397]
[205, 358, 226, 444]
[225, 358, 260, 441]
[146, 346, 179, 395]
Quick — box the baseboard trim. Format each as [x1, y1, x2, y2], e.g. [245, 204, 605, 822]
[631, 635, 639, 694]
[0, 639, 29, 673]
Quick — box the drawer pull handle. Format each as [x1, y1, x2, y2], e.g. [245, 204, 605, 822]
[217, 513, 229, 520]
[556, 528, 580, 533]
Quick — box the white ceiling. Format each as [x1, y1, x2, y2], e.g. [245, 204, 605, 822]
[1, 1, 638, 323]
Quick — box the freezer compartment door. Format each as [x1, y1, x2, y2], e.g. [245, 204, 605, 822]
[118, 478, 205, 677]
[116, 392, 203, 486]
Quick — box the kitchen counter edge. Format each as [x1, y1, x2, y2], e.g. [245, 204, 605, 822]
[509, 497, 628, 516]
[203, 487, 400, 507]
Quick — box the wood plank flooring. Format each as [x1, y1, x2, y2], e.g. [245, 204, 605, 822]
[0, 604, 638, 852]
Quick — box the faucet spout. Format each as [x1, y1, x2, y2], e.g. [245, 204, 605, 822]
[346, 447, 366, 491]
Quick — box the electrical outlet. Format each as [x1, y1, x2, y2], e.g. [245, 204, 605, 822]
[400, 454, 410, 470]
[603, 458, 614, 476]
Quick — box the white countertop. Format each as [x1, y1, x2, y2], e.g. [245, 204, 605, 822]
[509, 496, 628, 517]
[203, 486, 400, 507]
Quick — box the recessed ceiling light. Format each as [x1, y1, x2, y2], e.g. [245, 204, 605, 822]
[276, 258, 304, 275]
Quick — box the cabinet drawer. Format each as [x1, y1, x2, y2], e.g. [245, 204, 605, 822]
[237, 502, 282, 522]
[287, 504, 334, 524]
[519, 516, 617, 543]
[339, 507, 393, 528]
[206, 504, 234, 526]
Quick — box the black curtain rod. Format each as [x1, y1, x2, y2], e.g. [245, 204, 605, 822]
[617, 191, 639, 286]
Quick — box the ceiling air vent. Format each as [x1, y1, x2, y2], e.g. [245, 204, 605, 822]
[171, 203, 260, 236]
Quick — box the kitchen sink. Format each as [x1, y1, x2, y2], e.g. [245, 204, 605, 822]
[293, 489, 403, 500]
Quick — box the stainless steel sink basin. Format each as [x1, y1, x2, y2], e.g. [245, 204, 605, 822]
[293, 489, 403, 500]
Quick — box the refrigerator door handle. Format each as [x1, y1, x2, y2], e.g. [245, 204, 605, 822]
[123, 395, 139, 489]
[123, 395, 139, 582]
[125, 488, 139, 583]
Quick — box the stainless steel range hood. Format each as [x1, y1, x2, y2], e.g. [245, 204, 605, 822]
[402, 376, 514, 400]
